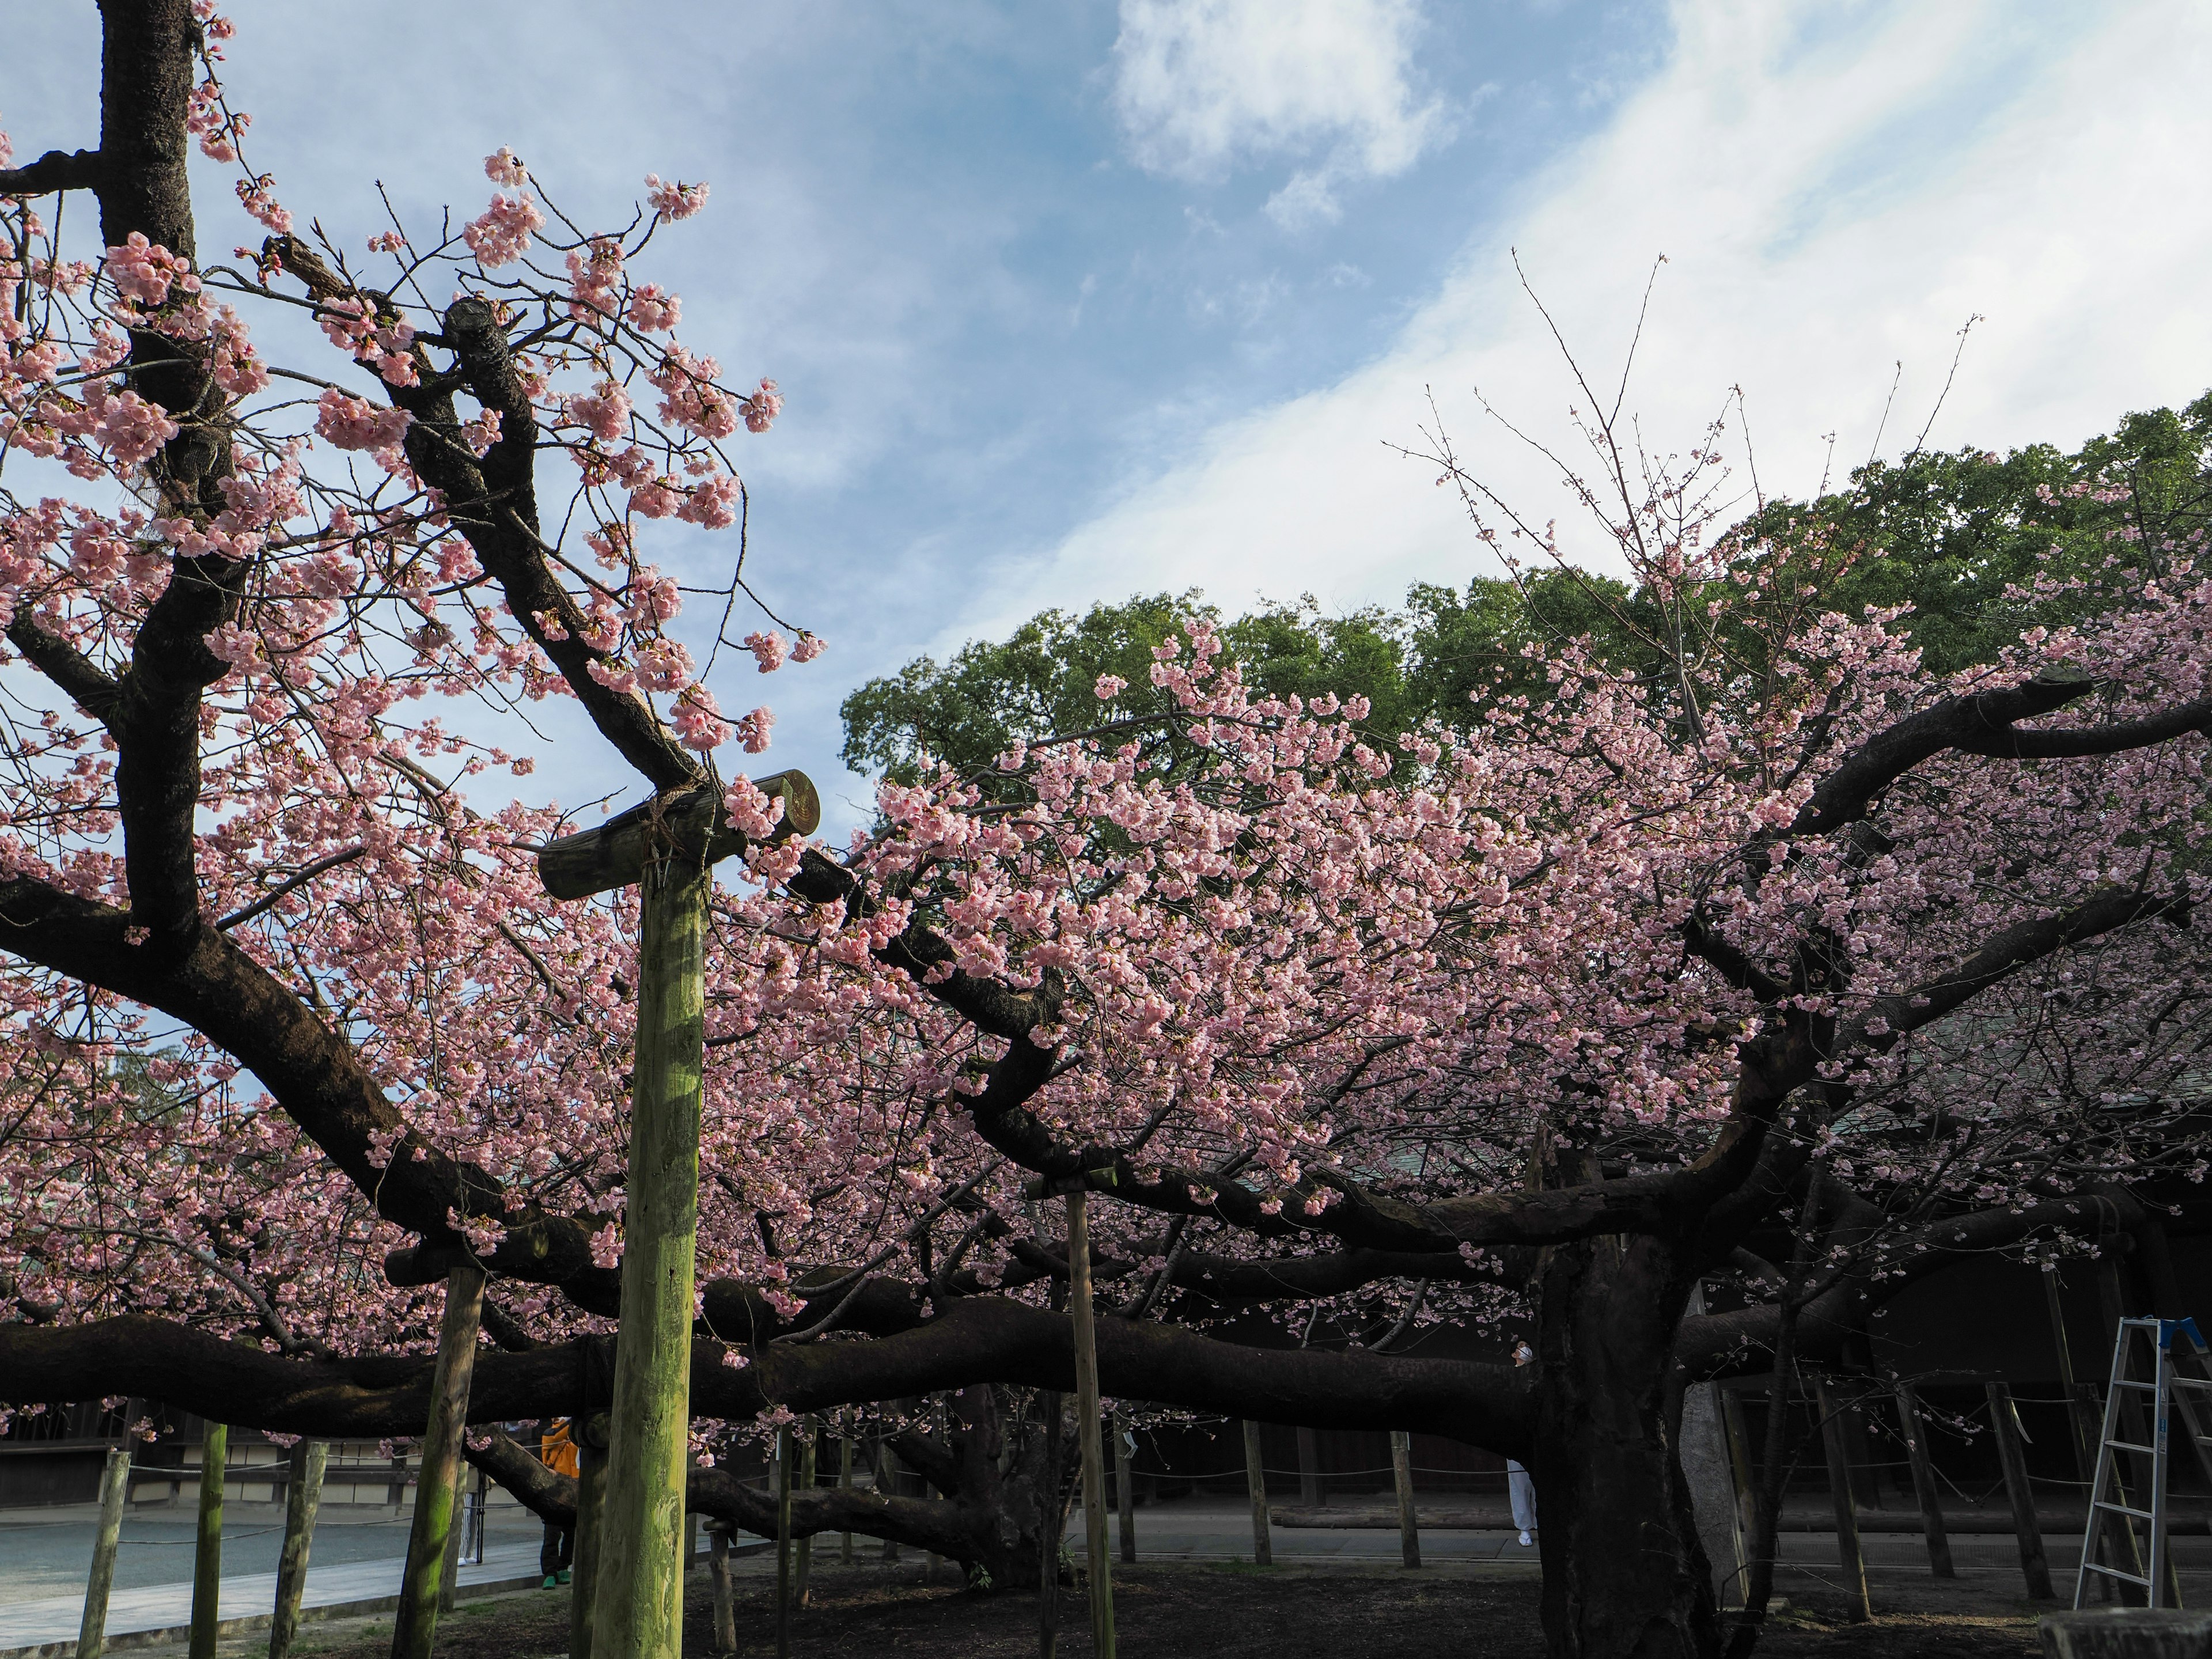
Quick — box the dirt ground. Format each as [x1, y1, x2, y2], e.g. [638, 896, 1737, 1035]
[234, 1561, 2047, 1659]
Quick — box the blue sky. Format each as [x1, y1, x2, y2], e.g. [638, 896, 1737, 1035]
[9, 2, 2210, 835]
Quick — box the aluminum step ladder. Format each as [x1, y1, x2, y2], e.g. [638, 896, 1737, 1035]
[2073, 1315, 2212, 1608]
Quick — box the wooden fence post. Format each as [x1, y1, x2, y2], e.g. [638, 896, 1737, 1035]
[571, 1415, 608, 1659]
[1242, 1421, 1272, 1567]
[1984, 1382, 2054, 1600]
[1112, 1411, 1136, 1565]
[1889, 1384, 1954, 1579]
[269, 1438, 328, 1659]
[1068, 1189, 1116, 1658]
[391, 1255, 486, 1659]
[1391, 1431, 1421, 1569]
[188, 1419, 228, 1659]
[593, 857, 709, 1659]
[78, 1443, 131, 1659]
[1812, 1380, 1871, 1623]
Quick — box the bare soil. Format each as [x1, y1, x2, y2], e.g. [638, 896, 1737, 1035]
[244, 1561, 2044, 1659]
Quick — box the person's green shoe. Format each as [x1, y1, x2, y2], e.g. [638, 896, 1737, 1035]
[542, 1575, 558, 1590]
[556, 1569, 571, 1585]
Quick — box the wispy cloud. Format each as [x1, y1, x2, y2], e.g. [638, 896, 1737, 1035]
[992, 0, 2212, 637]
[1111, 0, 1449, 225]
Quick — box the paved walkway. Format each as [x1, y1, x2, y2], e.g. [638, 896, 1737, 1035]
[0, 1502, 550, 1654]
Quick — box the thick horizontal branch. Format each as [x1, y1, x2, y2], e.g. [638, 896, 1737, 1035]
[1789, 676, 2093, 836]
[0, 147, 104, 195]
[0, 1297, 1530, 1449]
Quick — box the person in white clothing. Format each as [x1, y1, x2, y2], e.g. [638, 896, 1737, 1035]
[1508, 1339, 1537, 1546]
[1506, 1459, 1538, 1546]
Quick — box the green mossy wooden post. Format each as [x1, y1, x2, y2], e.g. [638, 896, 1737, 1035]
[1112, 1410, 1135, 1565]
[1391, 1431, 1421, 1569]
[1985, 1382, 2054, 1600]
[390, 1256, 486, 1659]
[796, 1422, 817, 1605]
[593, 853, 708, 1659]
[78, 1444, 130, 1659]
[1067, 1190, 1115, 1659]
[839, 1434, 854, 1565]
[437, 1456, 467, 1615]
[775, 1425, 794, 1659]
[188, 1420, 228, 1659]
[570, 1415, 609, 1659]
[1890, 1385, 1953, 1580]
[1813, 1379, 1872, 1623]
[536, 772, 817, 1659]
[1037, 1389, 1063, 1659]
[270, 1439, 329, 1659]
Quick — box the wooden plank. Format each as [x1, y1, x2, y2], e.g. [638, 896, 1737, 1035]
[536, 772, 819, 900]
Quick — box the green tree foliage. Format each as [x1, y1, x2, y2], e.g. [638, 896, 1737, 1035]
[839, 392, 2212, 785]
[1733, 390, 2212, 676]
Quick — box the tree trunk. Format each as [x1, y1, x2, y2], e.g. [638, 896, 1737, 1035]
[1531, 1232, 1719, 1659]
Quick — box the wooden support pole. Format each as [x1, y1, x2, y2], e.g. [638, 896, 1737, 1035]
[877, 1440, 901, 1563]
[438, 1455, 466, 1614]
[390, 1256, 486, 1659]
[1296, 1426, 1321, 1508]
[1813, 1380, 1872, 1623]
[593, 857, 709, 1659]
[1112, 1411, 1136, 1565]
[78, 1443, 130, 1659]
[1039, 1389, 1063, 1659]
[1890, 1385, 1954, 1579]
[570, 1415, 608, 1659]
[775, 1424, 793, 1659]
[839, 1434, 854, 1566]
[1391, 1431, 1421, 1570]
[189, 1419, 228, 1659]
[1984, 1382, 2054, 1600]
[709, 1528, 735, 1656]
[796, 1423, 816, 1605]
[1242, 1420, 1272, 1567]
[1068, 1190, 1115, 1659]
[269, 1439, 328, 1659]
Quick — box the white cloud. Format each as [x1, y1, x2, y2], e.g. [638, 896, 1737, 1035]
[1112, 0, 1446, 223]
[993, 0, 2212, 636]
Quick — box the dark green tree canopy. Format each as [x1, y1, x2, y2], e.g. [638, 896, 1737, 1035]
[840, 389, 2212, 784]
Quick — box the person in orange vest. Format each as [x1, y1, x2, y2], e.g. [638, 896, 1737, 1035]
[539, 1418, 579, 1588]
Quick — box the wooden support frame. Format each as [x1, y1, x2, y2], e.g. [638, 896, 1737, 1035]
[78, 1444, 130, 1659]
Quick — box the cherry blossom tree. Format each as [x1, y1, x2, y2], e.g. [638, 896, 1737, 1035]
[7, 13, 2212, 1659]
